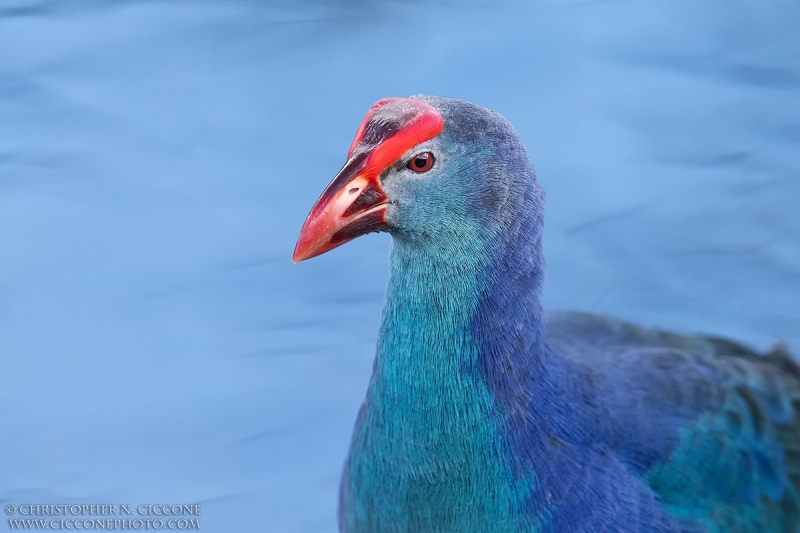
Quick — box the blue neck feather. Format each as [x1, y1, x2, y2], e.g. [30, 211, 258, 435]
[341, 149, 575, 531]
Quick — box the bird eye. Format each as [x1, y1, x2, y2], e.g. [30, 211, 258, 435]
[406, 152, 435, 173]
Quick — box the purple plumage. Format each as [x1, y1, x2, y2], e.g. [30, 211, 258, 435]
[295, 96, 800, 533]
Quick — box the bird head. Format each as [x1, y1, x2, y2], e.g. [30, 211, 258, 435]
[293, 96, 541, 263]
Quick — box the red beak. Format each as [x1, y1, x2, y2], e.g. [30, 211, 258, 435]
[292, 152, 390, 262]
[293, 98, 443, 262]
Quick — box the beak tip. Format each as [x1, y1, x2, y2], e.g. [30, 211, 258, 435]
[292, 246, 306, 264]
[293, 237, 318, 263]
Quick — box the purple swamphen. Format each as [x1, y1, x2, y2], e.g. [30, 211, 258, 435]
[294, 96, 800, 533]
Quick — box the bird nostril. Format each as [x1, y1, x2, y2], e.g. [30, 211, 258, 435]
[349, 188, 360, 194]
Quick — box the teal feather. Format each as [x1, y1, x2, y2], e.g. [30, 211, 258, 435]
[546, 310, 800, 532]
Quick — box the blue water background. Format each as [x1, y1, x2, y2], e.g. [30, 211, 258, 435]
[1, 1, 799, 531]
